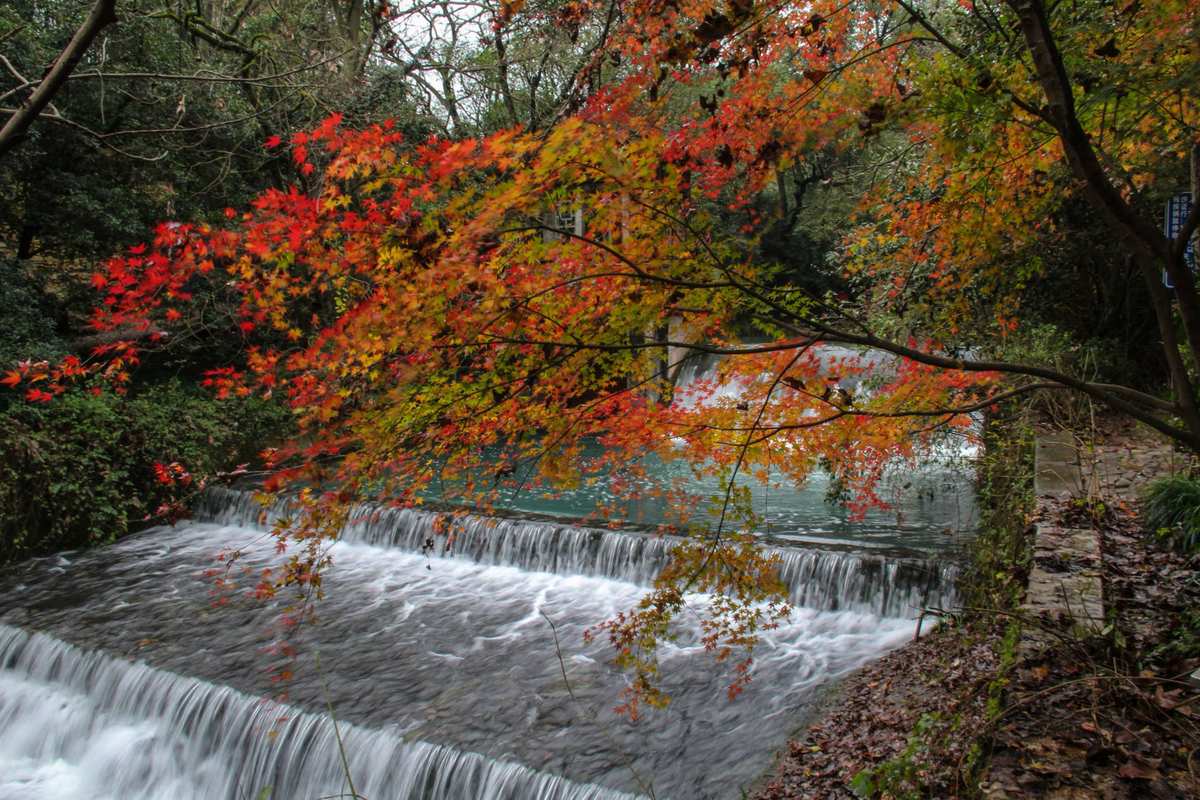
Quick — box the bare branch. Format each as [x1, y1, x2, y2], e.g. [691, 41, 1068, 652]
[0, 0, 118, 159]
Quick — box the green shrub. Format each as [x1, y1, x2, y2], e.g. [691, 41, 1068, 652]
[0, 257, 68, 367]
[960, 417, 1035, 613]
[0, 381, 291, 560]
[1149, 606, 1200, 665]
[1142, 474, 1200, 553]
[849, 714, 940, 800]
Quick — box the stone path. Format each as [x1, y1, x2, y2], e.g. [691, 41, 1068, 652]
[1023, 426, 1177, 645]
[980, 423, 1199, 800]
[1024, 431, 1104, 642]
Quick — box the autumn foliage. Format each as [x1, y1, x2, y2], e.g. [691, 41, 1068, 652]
[3, 0, 1198, 710]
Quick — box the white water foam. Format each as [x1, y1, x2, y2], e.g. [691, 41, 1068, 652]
[199, 487, 959, 618]
[0, 624, 640, 800]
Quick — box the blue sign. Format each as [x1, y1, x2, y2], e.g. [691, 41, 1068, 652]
[1164, 191, 1195, 288]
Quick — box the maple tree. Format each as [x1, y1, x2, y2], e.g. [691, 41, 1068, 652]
[4, 0, 1199, 712]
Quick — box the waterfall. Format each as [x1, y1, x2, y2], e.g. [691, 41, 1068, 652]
[670, 344, 893, 402]
[197, 488, 957, 618]
[0, 624, 640, 800]
[673, 345, 981, 460]
[772, 547, 951, 618]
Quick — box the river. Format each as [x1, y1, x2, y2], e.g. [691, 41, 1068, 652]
[0, 463, 970, 800]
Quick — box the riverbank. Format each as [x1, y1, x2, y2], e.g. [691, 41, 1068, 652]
[754, 415, 1200, 799]
[752, 621, 1007, 799]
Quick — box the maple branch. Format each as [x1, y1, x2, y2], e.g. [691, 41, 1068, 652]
[816, 326, 1197, 448]
[465, 337, 810, 357]
[455, 179, 1188, 444]
[536, 172, 871, 336]
[0, 0, 118, 159]
[471, 329, 1186, 445]
[502, 223, 735, 290]
[465, 327, 1176, 413]
[695, 383, 1063, 444]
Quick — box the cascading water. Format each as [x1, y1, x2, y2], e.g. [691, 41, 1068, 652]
[0, 490, 932, 798]
[0, 625, 639, 800]
[199, 487, 959, 617]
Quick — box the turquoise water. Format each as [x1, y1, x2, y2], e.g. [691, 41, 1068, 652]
[427, 443, 977, 558]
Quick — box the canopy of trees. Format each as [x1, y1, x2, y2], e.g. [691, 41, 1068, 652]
[2, 0, 1198, 710]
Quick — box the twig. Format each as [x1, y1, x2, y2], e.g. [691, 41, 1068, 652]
[540, 610, 658, 799]
[314, 649, 362, 800]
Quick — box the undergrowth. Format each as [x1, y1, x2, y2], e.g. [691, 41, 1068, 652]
[0, 380, 291, 560]
[959, 416, 1035, 613]
[1142, 473, 1200, 553]
[849, 413, 1035, 799]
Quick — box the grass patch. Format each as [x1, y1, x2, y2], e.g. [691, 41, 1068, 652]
[1142, 473, 1200, 553]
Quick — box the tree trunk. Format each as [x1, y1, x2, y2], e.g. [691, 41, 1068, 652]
[16, 222, 35, 260]
[1009, 0, 1200, 442]
[0, 0, 119, 159]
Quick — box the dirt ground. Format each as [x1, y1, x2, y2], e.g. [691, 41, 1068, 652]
[752, 621, 1005, 799]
